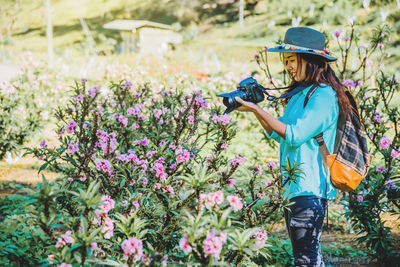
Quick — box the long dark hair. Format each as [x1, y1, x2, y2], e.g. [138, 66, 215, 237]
[282, 53, 351, 116]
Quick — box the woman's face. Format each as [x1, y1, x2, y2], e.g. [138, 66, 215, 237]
[283, 53, 307, 82]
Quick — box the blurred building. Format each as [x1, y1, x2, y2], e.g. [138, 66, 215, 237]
[103, 19, 182, 55]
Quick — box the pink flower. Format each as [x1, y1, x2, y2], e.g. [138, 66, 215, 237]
[58, 263, 72, 267]
[179, 234, 192, 254]
[132, 123, 140, 129]
[343, 80, 356, 87]
[154, 183, 161, 190]
[375, 114, 382, 123]
[212, 190, 224, 205]
[203, 231, 226, 259]
[219, 114, 230, 126]
[391, 149, 400, 159]
[68, 177, 74, 182]
[132, 200, 140, 210]
[76, 94, 84, 102]
[96, 159, 112, 172]
[377, 43, 384, 48]
[141, 138, 149, 146]
[40, 140, 47, 148]
[119, 115, 128, 127]
[356, 196, 363, 202]
[102, 216, 114, 239]
[188, 115, 194, 125]
[90, 243, 97, 250]
[66, 120, 77, 133]
[344, 36, 350, 42]
[100, 195, 115, 213]
[55, 237, 66, 248]
[89, 86, 99, 97]
[254, 230, 268, 247]
[79, 174, 87, 181]
[221, 143, 228, 150]
[127, 107, 135, 115]
[121, 237, 144, 261]
[334, 31, 341, 37]
[376, 165, 386, 173]
[228, 179, 235, 188]
[227, 195, 243, 211]
[229, 154, 246, 168]
[254, 53, 260, 60]
[153, 162, 166, 181]
[67, 142, 79, 155]
[266, 160, 276, 169]
[62, 231, 74, 244]
[81, 78, 87, 83]
[379, 136, 391, 150]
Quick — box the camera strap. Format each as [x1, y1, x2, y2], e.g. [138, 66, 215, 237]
[262, 84, 310, 101]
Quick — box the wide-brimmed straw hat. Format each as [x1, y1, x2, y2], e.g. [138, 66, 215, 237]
[267, 27, 337, 62]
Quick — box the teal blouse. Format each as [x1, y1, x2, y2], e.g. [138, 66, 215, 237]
[267, 84, 338, 200]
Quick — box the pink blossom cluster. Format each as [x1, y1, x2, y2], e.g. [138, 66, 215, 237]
[253, 230, 268, 247]
[211, 113, 230, 126]
[116, 150, 139, 164]
[96, 158, 112, 171]
[179, 234, 192, 254]
[175, 145, 192, 163]
[193, 91, 208, 110]
[379, 136, 391, 150]
[227, 195, 243, 211]
[376, 165, 388, 173]
[89, 86, 99, 98]
[135, 138, 150, 146]
[203, 230, 227, 259]
[55, 230, 74, 248]
[343, 80, 362, 88]
[265, 160, 276, 170]
[374, 111, 382, 123]
[121, 237, 144, 261]
[117, 114, 128, 127]
[66, 120, 77, 133]
[100, 195, 115, 213]
[67, 141, 79, 155]
[102, 216, 114, 239]
[229, 154, 246, 168]
[153, 162, 167, 181]
[162, 185, 175, 196]
[96, 130, 118, 154]
[199, 190, 224, 210]
[391, 149, 400, 159]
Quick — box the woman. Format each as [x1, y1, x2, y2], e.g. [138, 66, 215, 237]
[235, 27, 350, 266]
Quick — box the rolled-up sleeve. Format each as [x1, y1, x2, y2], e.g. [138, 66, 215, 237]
[284, 87, 338, 148]
[266, 116, 284, 143]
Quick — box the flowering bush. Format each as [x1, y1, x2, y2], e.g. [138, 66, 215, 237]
[0, 52, 68, 159]
[0, 76, 302, 266]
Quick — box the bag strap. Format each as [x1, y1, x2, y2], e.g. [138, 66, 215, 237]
[314, 133, 330, 173]
[303, 84, 319, 108]
[314, 133, 330, 232]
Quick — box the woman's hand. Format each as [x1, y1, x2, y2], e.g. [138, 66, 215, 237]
[234, 97, 259, 112]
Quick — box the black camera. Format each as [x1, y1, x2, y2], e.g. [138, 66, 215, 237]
[217, 77, 266, 114]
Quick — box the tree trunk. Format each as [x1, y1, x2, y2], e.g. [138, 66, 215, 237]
[46, 0, 53, 67]
[239, 0, 244, 28]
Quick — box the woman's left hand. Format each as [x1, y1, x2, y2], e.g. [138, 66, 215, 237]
[234, 97, 259, 112]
